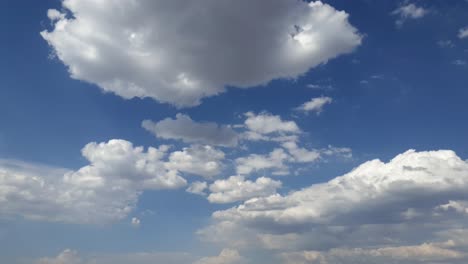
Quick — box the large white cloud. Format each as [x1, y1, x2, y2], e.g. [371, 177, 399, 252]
[198, 149, 468, 262]
[41, 0, 361, 107]
[0, 140, 187, 224]
[142, 114, 238, 147]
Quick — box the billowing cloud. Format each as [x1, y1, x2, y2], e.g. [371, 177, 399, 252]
[208, 176, 282, 204]
[166, 145, 225, 179]
[142, 114, 238, 147]
[198, 149, 468, 262]
[296, 96, 333, 114]
[392, 3, 428, 26]
[0, 140, 187, 224]
[459, 26, 468, 39]
[41, 0, 361, 107]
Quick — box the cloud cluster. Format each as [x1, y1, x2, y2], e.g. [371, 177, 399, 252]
[199, 149, 468, 262]
[41, 0, 361, 107]
[0, 140, 227, 224]
[296, 96, 333, 114]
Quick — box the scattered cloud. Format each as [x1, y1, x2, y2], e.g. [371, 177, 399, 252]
[296, 96, 333, 115]
[453, 59, 467, 66]
[193, 249, 245, 264]
[244, 112, 300, 135]
[131, 217, 141, 228]
[235, 148, 290, 176]
[142, 114, 238, 147]
[41, 0, 361, 107]
[459, 27, 468, 39]
[437, 40, 454, 48]
[392, 3, 428, 26]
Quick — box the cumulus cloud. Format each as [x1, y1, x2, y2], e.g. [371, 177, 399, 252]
[142, 114, 238, 147]
[193, 249, 244, 264]
[236, 148, 290, 176]
[392, 3, 428, 26]
[0, 140, 188, 224]
[207, 176, 282, 204]
[198, 149, 468, 261]
[296, 96, 333, 114]
[37, 249, 81, 264]
[166, 145, 225, 179]
[131, 217, 141, 227]
[244, 112, 300, 135]
[459, 27, 468, 39]
[41, 0, 361, 107]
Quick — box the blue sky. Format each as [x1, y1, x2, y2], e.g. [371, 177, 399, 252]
[1, 0, 468, 263]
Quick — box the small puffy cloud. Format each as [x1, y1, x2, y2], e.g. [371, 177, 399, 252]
[244, 112, 300, 135]
[0, 140, 188, 224]
[41, 0, 361, 107]
[142, 114, 238, 147]
[208, 176, 282, 204]
[236, 148, 290, 176]
[296, 96, 333, 114]
[166, 145, 225, 179]
[193, 249, 245, 264]
[131, 217, 141, 228]
[186, 181, 208, 196]
[392, 3, 428, 26]
[281, 141, 321, 163]
[459, 27, 468, 39]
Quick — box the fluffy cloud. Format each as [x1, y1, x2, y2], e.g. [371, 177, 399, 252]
[193, 249, 244, 264]
[207, 176, 282, 204]
[41, 0, 361, 107]
[244, 112, 300, 135]
[459, 27, 468, 39]
[131, 217, 141, 228]
[166, 145, 225, 179]
[37, 249, 81, 264]
[392, 4, 428, 26]
[198, 149, 468, 261]
[0, 140, 187, 224]
[142, 114, 238, 147]
[296, 96, 333, 114]
[236, 148, 290, 176]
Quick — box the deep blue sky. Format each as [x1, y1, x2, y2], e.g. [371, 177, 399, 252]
[1, 0, 468, 263]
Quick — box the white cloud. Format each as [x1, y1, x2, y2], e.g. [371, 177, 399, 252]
[296, 96, 333, 114]
[166, 145, 225, 179]
[0, 140, 188, 224]
[281, 242, 465, 264]
[208, 176, 282, 204]
[244, 112, 300, 135]
[186, 181, 208, 196]
[281, 141, 321, 163]
[199, 149, 468, 259]
[392, 4, 428, 26]
[236, 148, 290, 176]
[41, 0, 361, 107]
[142, 114, 238, 147]
[193, 249, 244, 264]
[459, 27, 468, 39]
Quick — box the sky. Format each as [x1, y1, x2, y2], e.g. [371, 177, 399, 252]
[1, 0, 468, 263]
